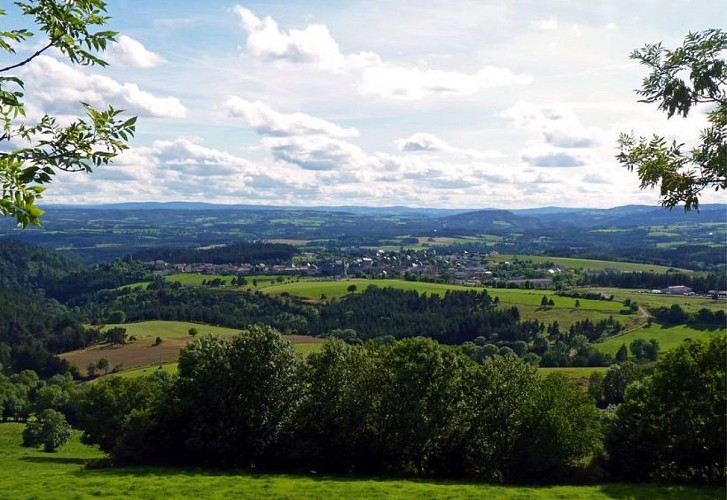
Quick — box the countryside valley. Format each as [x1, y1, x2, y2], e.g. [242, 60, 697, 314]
[0, 1, 725, 498]
[0, 203, 725, 497]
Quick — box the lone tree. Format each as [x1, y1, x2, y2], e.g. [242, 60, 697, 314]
[22, 408, 73, 452]
[0, 0, 136, 227]
[617, 29, 726, 211]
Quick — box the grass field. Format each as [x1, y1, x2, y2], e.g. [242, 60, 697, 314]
[262, 278, 473, 300]
[487, 254, 694, 274]
[262, 279, 623, 312]
[60, 321, 325, 376]
[115, 362, 179, 379]
[580, 287, 727, 313]
[593, 323, 724, 356]
[261, 279, 628, 329]
[122, 274, 302, 290]
[0, 424, 721, 499]
[539, 367, 608, 379]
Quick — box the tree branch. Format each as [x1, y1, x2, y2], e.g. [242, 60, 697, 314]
[0, 42, 52, 73]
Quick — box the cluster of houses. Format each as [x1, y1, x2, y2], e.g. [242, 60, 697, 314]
[145, 249, 559, 287]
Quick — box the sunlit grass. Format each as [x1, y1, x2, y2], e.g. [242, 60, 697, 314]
[0, 424, 721, 499]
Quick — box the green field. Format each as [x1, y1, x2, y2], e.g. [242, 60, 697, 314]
[487, 254, 694, 274]
[0, 424, 721, 499]
[114, 362, 179, 379]
[262, 278, 473, 300]
[580, 287, 727, 313]
[262, 279, 622, 313]
[594, 323, 724, 356]
[103, 320, 244, 338]
[539, 367, 608, 379]
[122, 274, 301, 290]
[261, 279, 627, 329]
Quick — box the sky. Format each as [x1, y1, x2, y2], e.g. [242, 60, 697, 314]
[2, 0, 726, 209]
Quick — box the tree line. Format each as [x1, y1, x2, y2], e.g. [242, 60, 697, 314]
[61, 329, 723, 485]
[133, 241, 298, 265]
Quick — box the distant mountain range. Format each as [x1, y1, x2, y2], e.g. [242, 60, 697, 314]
[42, 202, 726, 230]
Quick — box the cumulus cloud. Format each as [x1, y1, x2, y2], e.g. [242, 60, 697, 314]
[226, 96, 359, 137]
[502, 101, 598, 168]
[501, 101, 596, 148]
[22, 55, 186, 118]
[105, 35, 164, 68]
[234, 6, 379, 71]
[234, 5, 530, 100]
[396, 133, 448, 152]
[261, 135, 368, 171]
[521, 150, 586, 167]
[395, 132, 505, 159]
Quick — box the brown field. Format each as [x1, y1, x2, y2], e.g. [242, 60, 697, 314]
[60, 326, 325, 375]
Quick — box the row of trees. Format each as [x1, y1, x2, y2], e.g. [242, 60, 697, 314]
[78, 328, 602, 482]
[70, 329, 724, 485]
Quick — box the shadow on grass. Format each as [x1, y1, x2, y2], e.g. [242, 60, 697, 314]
[22, 456, 89, 465]
[73, 466, 726, 498]
[658, 323, 725, 333]
[597, 483, 725, 500]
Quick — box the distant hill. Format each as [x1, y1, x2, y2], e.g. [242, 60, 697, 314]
[0, 238, 82, 290]
[510, 204, 726, 228]
[436, 209, 541, 233]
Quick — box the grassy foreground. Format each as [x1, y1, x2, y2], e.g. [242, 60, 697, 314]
[0, 424, 722, 499]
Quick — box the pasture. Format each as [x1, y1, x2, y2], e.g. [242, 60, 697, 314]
[261, 279, 628, 328]
[60, 321, 325, 375]
[121, 273, 300, 290]
[262, 278, 473, 300]
[593, 323, 724, 356]
[580, 287, 727, 313]
[486, 254, 693, 274]
[0, 424, 721, 499]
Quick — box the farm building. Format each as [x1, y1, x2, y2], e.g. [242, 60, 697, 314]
[659, 285, 693, 295]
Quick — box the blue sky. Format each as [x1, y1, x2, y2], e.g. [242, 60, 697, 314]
[2, 0, 725, 208]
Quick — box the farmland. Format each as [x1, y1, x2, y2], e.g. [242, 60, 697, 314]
[0, 424, 721, 500]
[59, 321, 325, 375]
[486, 254, 695, 274]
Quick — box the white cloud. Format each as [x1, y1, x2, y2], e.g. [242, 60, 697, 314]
[261, 135, 368, 171]
[521, 149, 587, 167]
[22, 56, 186, 118]
[502, 101, 598, 167]
[105, 35, 164, 68]
[234, 6, 379, 71]
[395, 132, 505, 159]
[361, 65, 531, 100]
[532, 16, 558, 31]
[234, 5, 530, 100]
[225, 96, 359, 137]
[396, 133, 448, 152]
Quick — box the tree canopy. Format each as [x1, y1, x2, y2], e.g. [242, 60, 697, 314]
[617, 29, 726, 211]
[0, 0, 136, 227]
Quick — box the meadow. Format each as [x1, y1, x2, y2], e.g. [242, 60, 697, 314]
[486, 254, 694, 274]
[0, 424, 721, 500]
[261, 278, 630, 328]
[592, 323, 723, 356]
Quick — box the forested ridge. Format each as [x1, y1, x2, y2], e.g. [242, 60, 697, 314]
[133, 241, 299, 265]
